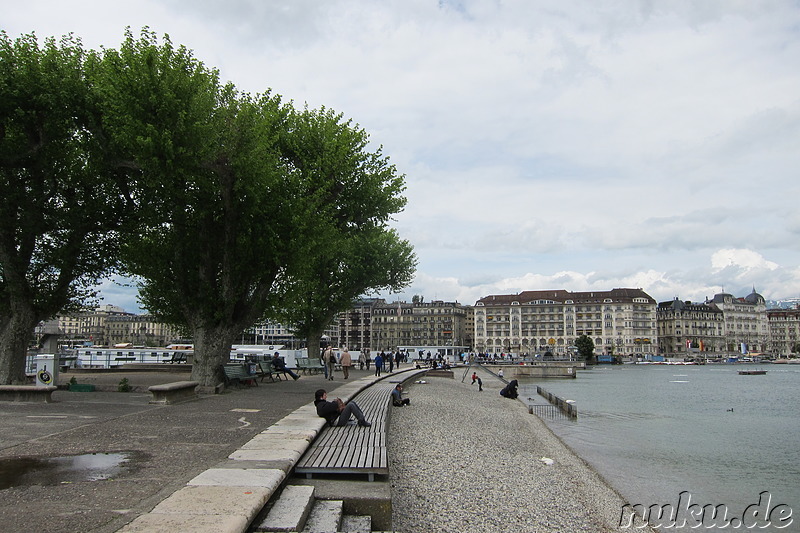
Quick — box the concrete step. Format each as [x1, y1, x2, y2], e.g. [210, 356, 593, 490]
[255, 485, 316, 532]
[302, 499, 343, 533]
[340, 514, 371, 533]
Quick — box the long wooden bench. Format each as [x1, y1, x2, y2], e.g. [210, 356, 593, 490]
[148, 381, 199, 404]
[295, 369, 427, 481]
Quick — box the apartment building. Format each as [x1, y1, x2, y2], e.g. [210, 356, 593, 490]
[105, 314, 181, 347]
[333, 298, 470, 353]
[766, 306, 800, 356]
[473, 288, 658, 358]
[657, 299, 724, 355]
[707, 289, 769, 353]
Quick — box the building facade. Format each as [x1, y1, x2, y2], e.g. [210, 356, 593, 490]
[767, 307, 800, 356]
[367, 300, 469, 353]
[337, 298, 381, 351]
[105, 314, 181, 348]
[707, 289, 769, 353]
[657, 299, 725, 355]
[473, 288, 658, 358]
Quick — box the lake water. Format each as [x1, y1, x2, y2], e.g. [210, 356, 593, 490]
[518, 364, 800, 531]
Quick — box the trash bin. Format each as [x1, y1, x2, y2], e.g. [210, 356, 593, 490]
[247, 362, 258, 375]
[34, 354, 58, 387]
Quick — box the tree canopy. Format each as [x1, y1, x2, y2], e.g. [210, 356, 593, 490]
[0, 28, 416, 386]
[574, 334, 595, 361]
[275, 107, 416, 355]
[0, 31, 135, 383]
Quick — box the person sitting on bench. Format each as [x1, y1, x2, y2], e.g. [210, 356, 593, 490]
[391, 384, 410, 406]
[314, 389, 371, 427]
[272, 352, 300, 380]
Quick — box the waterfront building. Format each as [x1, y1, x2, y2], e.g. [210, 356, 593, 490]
[656, 299, 724, 356]
[368, 299, 469, 353]
[707, 289, 769, 353]
[106, 314, 181, 348]
[766, 306, 800, 356]
[473, 288, 657, 358]
[46, 305, 133, 347]
[337, 298, 382, 352]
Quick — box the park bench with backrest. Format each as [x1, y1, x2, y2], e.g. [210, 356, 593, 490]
[222, 363, 258, 388]
[258, 360, 288, 382]
[296, 357, 323, 375]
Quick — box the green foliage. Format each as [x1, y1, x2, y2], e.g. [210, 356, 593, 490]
[117, 377, 131, 392]
[0, 31, 138, 383]
[574, 335, 595, 361]
[0, 27, 416, 386]
[0, 31, 123, 316]
[275, 107, 416, 343]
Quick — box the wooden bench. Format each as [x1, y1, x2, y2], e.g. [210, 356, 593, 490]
[0, 385, 58, 403]
[258, 361, 286, 382]
[294, 382, 395, 481]
[223, 363, 258, 388]
[295, 369, 428, 481]
[296, 357, 323, 375]
[148, 381, 199, 404]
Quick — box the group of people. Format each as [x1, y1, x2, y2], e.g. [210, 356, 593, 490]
[321, 345, 409, 379]
[314, 371, 524, 437]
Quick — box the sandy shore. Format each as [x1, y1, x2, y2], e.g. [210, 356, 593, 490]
[387, 367, 656, 533]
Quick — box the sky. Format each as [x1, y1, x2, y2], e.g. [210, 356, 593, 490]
[5, 0, 800, 313]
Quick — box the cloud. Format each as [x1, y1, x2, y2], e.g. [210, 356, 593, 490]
[6, 0, 800, 320]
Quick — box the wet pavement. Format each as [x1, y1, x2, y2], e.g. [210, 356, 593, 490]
[0, 366, 371, 533]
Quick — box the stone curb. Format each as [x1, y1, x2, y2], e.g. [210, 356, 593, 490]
[116, 368, 422, 533]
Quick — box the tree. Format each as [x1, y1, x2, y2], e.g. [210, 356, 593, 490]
[574, 334, 595, 362]
[275, 107, 416, 357]
[0, 32, 132, 384]
[95, 29, 301, 387]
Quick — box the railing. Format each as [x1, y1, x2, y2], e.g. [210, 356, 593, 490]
[528, 403, 575, 420]
[535, 386, 577, 419]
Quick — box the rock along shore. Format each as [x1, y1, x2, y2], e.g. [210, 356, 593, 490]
[388, 368, 656, 533]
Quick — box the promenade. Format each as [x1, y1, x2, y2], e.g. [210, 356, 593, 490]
[389, 367, 656, 532]
[0, 365, 362, 533]
[0, 365, 654, 532]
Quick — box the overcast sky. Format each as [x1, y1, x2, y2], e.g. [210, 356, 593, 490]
[6, 0, 800, 313]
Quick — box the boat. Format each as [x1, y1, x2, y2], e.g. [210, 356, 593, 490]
[738, 370, 767, 375]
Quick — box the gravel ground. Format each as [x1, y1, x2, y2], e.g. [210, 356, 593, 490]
[388, 368, 656, 533]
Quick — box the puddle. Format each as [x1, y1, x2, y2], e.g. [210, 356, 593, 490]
[0, 452, 142, 490]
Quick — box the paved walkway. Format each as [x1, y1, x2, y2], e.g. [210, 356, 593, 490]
[0, 364, 401, 533]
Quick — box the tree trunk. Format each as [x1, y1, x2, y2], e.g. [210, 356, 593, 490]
[0, 304, 38, 385]
[190, 326, 237, 388]
[307, 330, 324, 361]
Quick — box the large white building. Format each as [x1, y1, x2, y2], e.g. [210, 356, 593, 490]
[474, 288, 658, 358]
[707, 289, 769, 354]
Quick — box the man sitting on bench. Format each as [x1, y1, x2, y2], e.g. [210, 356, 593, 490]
[272, 352, 300, 380]
[314, 389, 371, 427]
